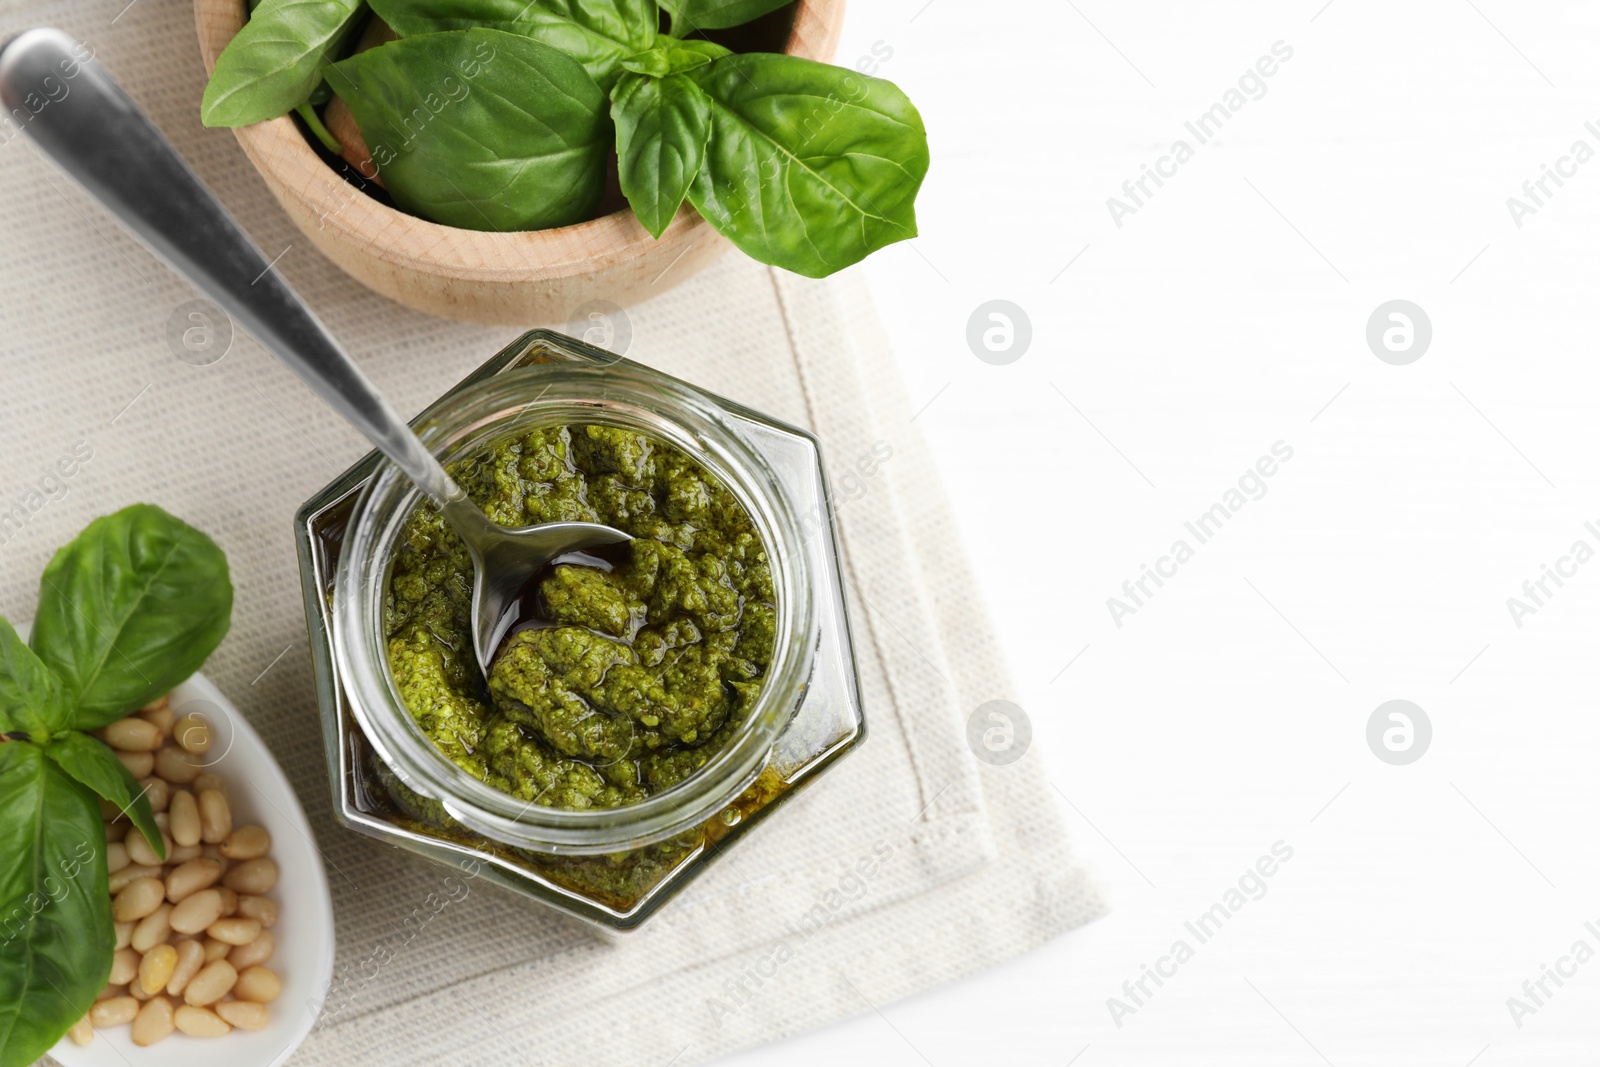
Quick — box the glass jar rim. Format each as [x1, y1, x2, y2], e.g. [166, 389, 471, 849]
[331, 362, 818, 854]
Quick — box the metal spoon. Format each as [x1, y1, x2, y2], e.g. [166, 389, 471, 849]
[0, 27, 630, 675]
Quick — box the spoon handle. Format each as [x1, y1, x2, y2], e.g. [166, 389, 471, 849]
[0, 28, 475, 518]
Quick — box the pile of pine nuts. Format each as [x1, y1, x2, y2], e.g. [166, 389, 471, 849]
[68, 695, 284, 1047]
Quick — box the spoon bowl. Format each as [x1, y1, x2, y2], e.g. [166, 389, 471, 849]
[467, 519, 632, 674]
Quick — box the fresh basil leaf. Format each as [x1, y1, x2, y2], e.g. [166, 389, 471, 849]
[368, 0, 655, 89]
[44, 732, 164, 860]
[659, 0, 791, 35]
[0, 743, 112, 1067]
[619, 36, 729, 77]
[612, 71, 712, 238]
[685, 53, 928, 277]
[31, 504, 232, 729]
[329, 29, 611, 231]
[201, 0, 368, 127]
[0, 618, 69, 741]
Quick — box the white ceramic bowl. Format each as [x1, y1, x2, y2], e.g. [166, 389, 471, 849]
[45, 663, 335, 1067]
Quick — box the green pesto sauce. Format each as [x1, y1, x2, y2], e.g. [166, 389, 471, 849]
[384, 424, 776, 811]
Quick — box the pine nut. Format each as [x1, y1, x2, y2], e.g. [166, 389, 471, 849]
[228, 929, 275, 969]
[103, 717, 162, 752]
[232, 966, 281, 1003]
[166, 858, 223, 903]
[139, 776, 170, 814]
[113, 877, 165, 922]
[168, 842, 202, 863]
[109, 863, 161, 893]
[154, 745, 203, 784]
[138, 701, 174, 736]
[110, 947, 139, 985]
[223, 858, 277, 894]
[167, 938, 206, 996]
[182, 960, 237, 1006]
[131, 903, 172, 952]
[206, 916, 261, 946]
[174, 1004, 232, 1037]
[138, 944, 177, 995]
[214, 1000, 269, 1031]
[125, 826, 170, 867]
[221, 824, 271, 860]
[131, 995, 175, 1046]
[175, 713, 212, 754]
[198, 788, 232, 843]
[236, 894, 277, 928]
[114, 749, 154, 778]
[90, 996, 139, 1027]
[140, 694, 170, 713]
[93, 705, 289, 1047]
[169, 888, 224, 934]
[169, 789, 201, 847]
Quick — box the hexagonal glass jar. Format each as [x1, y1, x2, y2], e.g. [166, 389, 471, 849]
[294, 330, 864, 932]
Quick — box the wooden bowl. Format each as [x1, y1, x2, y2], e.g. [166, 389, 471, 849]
[193, 1, 845, 325]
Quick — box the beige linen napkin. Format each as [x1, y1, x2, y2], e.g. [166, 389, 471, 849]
[1, 3, 1105, 1064]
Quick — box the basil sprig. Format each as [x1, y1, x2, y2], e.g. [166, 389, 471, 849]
[0, 505, 232, 1067]
[33, 505, 234, 728]
[0, 619, 69, 740]
[0, 744, 112, 1067]
[327, 28, 612, 232]
[368, 0, 656, 89]
[201, 0, 368, 126]
[611, 70, 713, 238]
[682, 52, 926, 277]
[199, 0, 930, 277]
[656, 0, 791, 35]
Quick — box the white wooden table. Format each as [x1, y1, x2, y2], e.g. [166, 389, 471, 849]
[725, 1, 1600, 1063]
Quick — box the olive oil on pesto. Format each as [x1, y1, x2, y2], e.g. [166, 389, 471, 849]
[384, 424, 778, 812]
